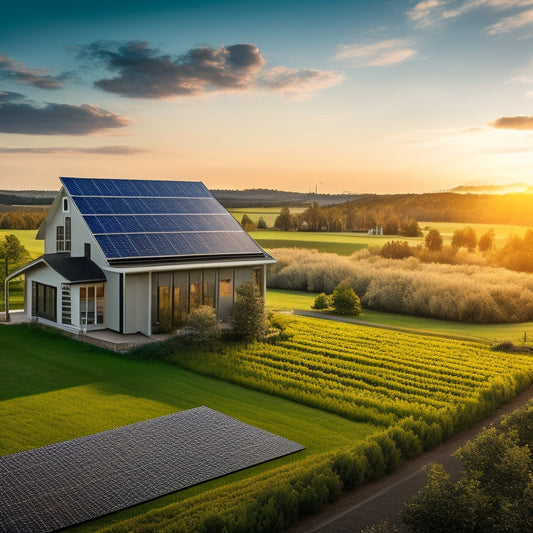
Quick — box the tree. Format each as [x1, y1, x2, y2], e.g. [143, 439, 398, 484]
[402, 416, 533, 533]
[257, 216, 267, 230]
[302, 202, 325, 231]
[425, 229, 443, 252]
[478, 229, 495, 253]
[231, 281, 266, 340]
[0, 234, 31, 285]
[312, 292, 330, 310]
[240, 214, 256, 232]
[274, 207, 297, 231]
[399, 218, 422, 237]
[381, 241, 412, 259]
[452, 226, 477, 252]
[330, 283, 361, 316]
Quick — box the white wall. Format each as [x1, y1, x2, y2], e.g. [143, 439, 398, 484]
[124, 272, 149, 335]
[24, 263, 64, 320]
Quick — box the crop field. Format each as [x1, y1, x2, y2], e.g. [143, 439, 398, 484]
[169, 315, 533, 432]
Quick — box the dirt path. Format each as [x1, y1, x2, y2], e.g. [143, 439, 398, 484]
[289, 382, 533, 533]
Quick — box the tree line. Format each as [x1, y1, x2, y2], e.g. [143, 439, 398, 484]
[0, 212, 46, 230]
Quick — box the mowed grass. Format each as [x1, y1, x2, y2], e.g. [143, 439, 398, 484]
[0, 324, 377, 457]
[267, 289, 533, 344]
[0, 323, 378, 531]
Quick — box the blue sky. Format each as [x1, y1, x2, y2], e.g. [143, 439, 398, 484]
[2, 0, 533, 193]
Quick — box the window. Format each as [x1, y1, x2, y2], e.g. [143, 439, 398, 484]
[32, 282, 57, 322]
[80, 284, 104, 326]
[84, 243, 91, 258]
[65, 217, 71, 251]
[62, 197, 69, 213]
[56, 225, 65, 252]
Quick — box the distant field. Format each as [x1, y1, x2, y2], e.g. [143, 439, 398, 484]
[251, 230, 419, 256]
[267, 289, 533, 344]
[229, 207, 306, 227]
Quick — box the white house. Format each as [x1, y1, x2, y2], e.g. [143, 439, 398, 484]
[5, 177, 275, 336]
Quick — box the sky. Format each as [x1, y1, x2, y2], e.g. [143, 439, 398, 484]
[2, 0, 533, 194]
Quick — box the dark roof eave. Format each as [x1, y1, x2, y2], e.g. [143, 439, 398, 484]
[107, 252, 274, 268]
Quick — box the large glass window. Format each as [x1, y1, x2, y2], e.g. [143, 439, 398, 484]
[152, 269, 226, 333]
[189, 270, 202, 311]
[32, 282, 57, 322]
[217, 268, 234, 320]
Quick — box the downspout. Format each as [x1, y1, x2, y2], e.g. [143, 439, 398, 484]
[4, 277, 9, 322]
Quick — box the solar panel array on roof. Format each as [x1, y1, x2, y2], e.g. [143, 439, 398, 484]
[60, 177, 267, 262]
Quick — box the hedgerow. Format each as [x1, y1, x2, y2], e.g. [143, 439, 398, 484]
[267, 248, 533, 323]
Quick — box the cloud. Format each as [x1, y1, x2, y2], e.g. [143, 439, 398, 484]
[259, 67, 344, 96]
[407, 0, 444, 27]
[0, 53, 64, 89]
[78, 40, 341, 99]
[485, 6, 533, 33]
[407, 0, 533, 34]
[0, 145, 143, 154]
[79, 41, 265, 98]
[335, 39, 417, 67]
[491, 115, 533, 129]
[0, 92, 128, 135]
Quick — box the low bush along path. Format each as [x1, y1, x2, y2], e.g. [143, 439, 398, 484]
[289, 374, 533, 533]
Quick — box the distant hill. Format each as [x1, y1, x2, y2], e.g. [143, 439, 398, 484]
[449, 183, 533, 194]
[0, 190, 56, 206]
[211, 189, 363, 207]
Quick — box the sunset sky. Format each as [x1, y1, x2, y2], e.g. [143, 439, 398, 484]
[3, 0, 533, 194]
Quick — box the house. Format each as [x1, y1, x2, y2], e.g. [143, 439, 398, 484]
[5, 177, 275, 336]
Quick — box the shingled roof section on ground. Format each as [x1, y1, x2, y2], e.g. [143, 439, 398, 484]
[0, 407, 304, 533]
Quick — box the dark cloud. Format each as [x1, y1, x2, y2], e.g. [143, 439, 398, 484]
[79, 41, 265, 98]
[0, 145, 143, 154]
[0, 92, 128, 135]
[491, 115, 533, 130]
[0, 53, 64, 89]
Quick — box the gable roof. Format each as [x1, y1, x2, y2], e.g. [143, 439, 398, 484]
[60, 177, 272, 266]
[6, 253, 106, 285]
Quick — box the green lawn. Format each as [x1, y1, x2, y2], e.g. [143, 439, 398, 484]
[267, 289, 533, 344]
[0, 323, 378, 530]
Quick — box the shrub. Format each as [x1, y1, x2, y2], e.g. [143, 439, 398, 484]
[330, 283, 361, 316]
[184, 306, 221, 348]
[311, 292, 330, 310]
[231, 281, 267, 340]
[331, 450, 368, 490]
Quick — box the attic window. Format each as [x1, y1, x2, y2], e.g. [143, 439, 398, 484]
[62, 198, 69, 213]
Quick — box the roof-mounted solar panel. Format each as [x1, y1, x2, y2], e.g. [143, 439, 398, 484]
[60, 177, 268, 263]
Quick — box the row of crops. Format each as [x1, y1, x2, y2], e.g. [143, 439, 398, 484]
[169, 315, 533, 434]
[107, 315, 533, 532]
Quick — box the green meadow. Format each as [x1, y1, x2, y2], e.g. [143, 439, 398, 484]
[267, 289, 533, 344]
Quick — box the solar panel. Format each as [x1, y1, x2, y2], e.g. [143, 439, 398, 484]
[60, 177, 267, 262]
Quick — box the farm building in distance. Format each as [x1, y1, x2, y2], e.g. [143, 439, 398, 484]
[5, 177, 274, 335]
